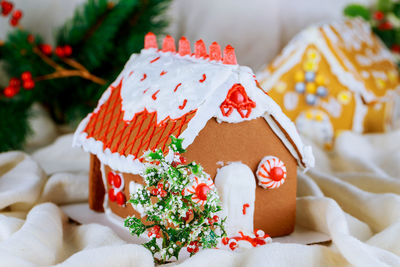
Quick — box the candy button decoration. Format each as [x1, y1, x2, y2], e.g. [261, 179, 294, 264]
[305, 94, 317, 105]
[256, 156, 287, 189]
[107, 171, 126, 206]
[295, 82, 305, 93]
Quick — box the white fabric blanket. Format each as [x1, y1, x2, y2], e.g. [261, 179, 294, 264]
[1, 0, 399, 266]
[1, 131, 400, 267]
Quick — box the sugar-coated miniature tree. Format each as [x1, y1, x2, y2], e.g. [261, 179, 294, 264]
[124, 136, 226, 264]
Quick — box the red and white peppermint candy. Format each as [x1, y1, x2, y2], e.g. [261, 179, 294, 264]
[183, 175, 215, 206]
[256, 156, 287, 189]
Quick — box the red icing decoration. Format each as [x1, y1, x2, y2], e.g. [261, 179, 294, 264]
[223, 45, 237, 65]
[116, 191, 126, 206]
[209, 42, 221, 61]
[224, 230, 270, 250]
[195, 183, 210, 201]
[144, 32, 157, 49]
[83, 81, 197, 160]
[229, 241, 238, 251]
[107, 172, 114, 185]
[194, 39, 207, 58]
[162, 35, 176, 52]
[178, 37, 191, 56]
[270, 167, 284, 181]
[178, 99, 187, 110]
[220, 83, 256, 118]
[199, 74, 206, 83]
[108, 188, 116, 202]
[113, 174, 122, 188]
[152, 90, 160, 100]
[150, 56, 160, 63]
[242, 203, 250, 215]
[231, 90, 244, 104]
[174, 83, 182, 92]
[143, 88, 149, 94]
[128, 71, 134, 77]
[140, 74, 147, 81]
[160, 70, 167, 76]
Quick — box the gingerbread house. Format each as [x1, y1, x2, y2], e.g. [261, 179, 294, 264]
[259, 19, 400, 147]
[73, 33, 314, 237]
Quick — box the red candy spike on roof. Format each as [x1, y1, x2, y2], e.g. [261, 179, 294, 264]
[209, 42, 222, 61]
[144, 32, 157, 49]
[143, 33, 237, 65]
[194, 40, 207, 58]
[223, 45, 237, 65]
[162, 35, 176, 52]
[178, 36, 191, 56]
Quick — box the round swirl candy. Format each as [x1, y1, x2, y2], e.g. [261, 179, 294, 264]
[256, 156, 287, 189]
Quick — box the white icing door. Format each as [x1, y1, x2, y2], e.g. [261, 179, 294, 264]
[214, 162, 256, 236]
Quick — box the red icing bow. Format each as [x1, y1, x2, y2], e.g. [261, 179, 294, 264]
[220, 84, 256, 118]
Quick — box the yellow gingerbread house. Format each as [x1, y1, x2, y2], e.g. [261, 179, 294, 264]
[259, 19, 400, 146]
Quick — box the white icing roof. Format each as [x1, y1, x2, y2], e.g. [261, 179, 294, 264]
[73, 35, 314, 173]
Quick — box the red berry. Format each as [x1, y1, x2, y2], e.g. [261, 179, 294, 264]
[63, 45, 72, 56]
[9, 17, 18, 26]
[378, 21, 393, 30]
[9, 77, 20, 87]
[179, 156, 187, 164]
[212, 215, 219, 222]
[373, 11, 384, 20]
[21, 71, 32, 81]
[116, 191, 126, 206]
[1, 1, 13, 16]
[23, 80, 35, 90]
[151, 188, 158, 195]
[108, 188, 116, 202]
[27, 34, 34, 43]
[392, 44, 400, 53]
[187, 247, 193, 253]
[195, 183, 210, 201]
[39, 44, 52, 56]
[12, 9, 22, 19]
[193, 246, 199, 253]
[113, 174, 122, 188]
[270, 167, 285, 181]
[55, 46, 65, 58]
[107, 172, 114, 185]
[230, 90, 244, 104]
[3, 86, 18, 98]
[159, 190, 167, 198]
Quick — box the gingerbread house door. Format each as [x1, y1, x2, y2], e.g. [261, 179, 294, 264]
[214, 162, 256, 236]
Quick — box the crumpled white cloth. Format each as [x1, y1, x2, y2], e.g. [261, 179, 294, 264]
[1, 130, 400, 267]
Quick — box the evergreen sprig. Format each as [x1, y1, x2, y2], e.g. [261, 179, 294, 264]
[0, 0, 171, 152]
[124, 136, 226, 264]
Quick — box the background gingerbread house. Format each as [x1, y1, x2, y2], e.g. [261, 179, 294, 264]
[73, 33, 314, 237]
[259, 19, 400, 147]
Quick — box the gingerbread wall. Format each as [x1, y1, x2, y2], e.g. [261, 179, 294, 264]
[94, 117, 298, 237]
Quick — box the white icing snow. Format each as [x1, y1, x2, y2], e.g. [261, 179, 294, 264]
[214, 162, 255, 236]
[284, 92, 299, 111]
